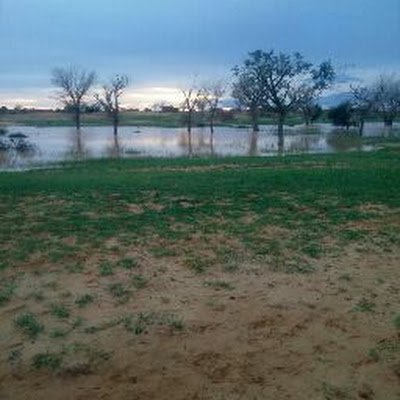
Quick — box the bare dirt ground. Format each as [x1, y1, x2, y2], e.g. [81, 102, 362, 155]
[1, 239, 399, 400]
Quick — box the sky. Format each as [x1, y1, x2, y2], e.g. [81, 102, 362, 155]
[0, 0, 399, 109]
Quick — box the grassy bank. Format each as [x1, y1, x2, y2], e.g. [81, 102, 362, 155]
[1, 149, 399, 399]
[1, 110, 323, 127]
[1, 149, 399, 267]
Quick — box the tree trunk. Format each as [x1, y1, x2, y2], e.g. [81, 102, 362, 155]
[277, 113, 285, 153]
[113, 113, 119, 137]
[251, 108, 259, 132]
[249, 130, 258, 156]
[210, 112, 215, 135]
[75, 103, 81, 131]
[359, 118, 364, 137]
[113, 133, 120, 157]
[187, 110, 193, 156]
[384, 117, 393, 127]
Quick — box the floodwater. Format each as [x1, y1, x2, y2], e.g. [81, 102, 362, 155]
[0, 123, 398, 170]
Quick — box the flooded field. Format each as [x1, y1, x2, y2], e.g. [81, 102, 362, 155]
[0, 123, 398, 170]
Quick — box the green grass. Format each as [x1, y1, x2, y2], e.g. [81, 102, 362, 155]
[98, 261, 114, 276]
[32, 352, 62, 370]
[131, 275, 148, 289]
[204, 280, 235, 291]
[0, 280, 16, 305]
[0, 148, 399, 279]
[14, 312, 44, 339]
[50, 303, 70, 319]
[393, 314, 400, 329]
[75, 294, 95, 308]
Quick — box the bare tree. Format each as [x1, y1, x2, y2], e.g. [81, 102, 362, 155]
[371, 74, 400, 127]
[201, 81, 225, 134]
[181, 87, 202, 155]
[350, 84, 374, 136]
[298, 87, 323, 126]
[232, 61, 265, 132]
[95, 74, 129, 136]
[51, 66, 96, 130]
[199, 81, 226, 154]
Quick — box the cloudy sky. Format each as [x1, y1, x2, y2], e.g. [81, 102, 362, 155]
[0, 0, 399, 108]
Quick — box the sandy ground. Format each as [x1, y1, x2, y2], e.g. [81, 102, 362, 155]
[0, 240, 399, 400]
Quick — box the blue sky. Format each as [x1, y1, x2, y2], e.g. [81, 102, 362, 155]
[0, 0, 399, 108]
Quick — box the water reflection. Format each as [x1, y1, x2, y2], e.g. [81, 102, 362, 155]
[0, 123, 398, 170]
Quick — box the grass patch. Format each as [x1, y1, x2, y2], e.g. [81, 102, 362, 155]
[184, 257, 211, 274]
[50, 303, 71, 319]
[75, 294, 94, 308]
[118, 257, 139, 270]
[108, 283, 130, 303]
[353, 298, 376, 313]
[99, 261, 114, 276]
[32, 352, 62, 370]
[204, 280, 235, 291]
[131, 275, 148, 289]
[14, 312, 44, 339]
[0, 280, 16, 305]
[393, 314, 400, 329]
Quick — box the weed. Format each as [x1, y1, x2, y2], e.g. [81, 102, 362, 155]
[204, 280, 235, 291]
[108, 283, 130, 303]
[66, 263, 84, 273]
[132, 275, 148, 289]
[150, 247, 177, 258]
[50, 303, 70, 319]
[71, 317, 85, 329]
[321, 382, 351, 400]
[99, 261, 114, 276]
[32, 352, 62, 370]
[49, 328, 69, 339]
[14, 312, 44, 339]
[338, 273, 352, 282]
[394, 314, 400, 329]
[75, 294, 94, 308]
[0, 280, 16, 305]
[353, 298, 376, 313]
[185, 257, 210, 274]
[118, 257, 139, 270]
[281, 259, 315, 274]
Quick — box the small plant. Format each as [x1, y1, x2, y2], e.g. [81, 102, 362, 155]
[123, 314, 149, 335]
[108, 283, 130, 303]
[50, 303, 70, 319]
[99, 261, 114, 276]
[14, 312, 44, 339]
[338, 273, 352, 282]
[8, 349, 22, 363]
[353, 298, 376, 313]
[32, 352, 62, 370]
[185, 257, 210, 274]
[75, 294, 94, 308]
[30, 291, 45, 302]
[49, 328, 69, 339]
[71, 317, 85, 329]
[204, 280, 234, 291]
[283, 260, 315, 274]
[66, 263, 84, 273]
[118, 257, 139, 270]
[393, 314, 400, 329]
[132, 275, 148, 289]
[0, 280, 16, 305]
[150, 247, 177, 258]
[165, 315, 184, 331]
